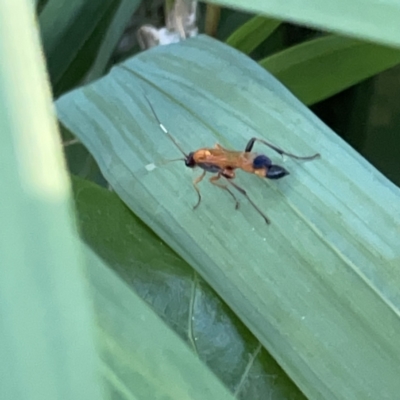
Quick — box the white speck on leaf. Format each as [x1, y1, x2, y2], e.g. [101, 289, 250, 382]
[145, 163, 157, 172]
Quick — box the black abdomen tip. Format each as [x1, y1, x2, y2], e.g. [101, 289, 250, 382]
[266, 165, 289, 179]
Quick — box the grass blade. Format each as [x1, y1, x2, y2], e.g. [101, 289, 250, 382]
[226, 15, 282, 54]
[207, 0, 400, 48]
[0, 1, 102, 399]
[260, 35, 400, 105]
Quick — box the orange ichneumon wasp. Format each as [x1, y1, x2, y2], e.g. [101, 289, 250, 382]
[144, 94, 320, 224]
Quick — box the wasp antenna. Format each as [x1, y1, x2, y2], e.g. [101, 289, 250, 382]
[143, 93, 188, 157]
[159, 157, 186, 165]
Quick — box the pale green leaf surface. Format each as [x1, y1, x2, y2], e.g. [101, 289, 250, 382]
[226, 15, 282, 54]
[208, 0, 400, 48]
[72, 175, 306, 399]
[0, 1, 102, 399]
[57, 36, 400, 399]
[260, 35, 400, 105]
[84, 245, 236, 400]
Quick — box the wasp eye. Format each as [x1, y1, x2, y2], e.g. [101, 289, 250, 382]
[253, 155, 272, 169]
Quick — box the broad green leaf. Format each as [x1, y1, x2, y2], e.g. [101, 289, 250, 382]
[57, 35, 400, 399]
[260, 35, 400, 105]
[0, 1, 102, 399]
[84, 245, 236, 400]
[226, 15, 281, 54]
[72, 175, 306, 399]
[208, 0, 400, 48]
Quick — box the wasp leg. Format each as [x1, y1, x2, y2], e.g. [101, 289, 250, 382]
[245, 137, 320, 160]
[192, 170, 206, 209]
[225, 178, 271, 224]
[209, 173, 240, 209]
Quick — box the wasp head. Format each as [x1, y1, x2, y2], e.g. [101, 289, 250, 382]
[185, 152, 196, 168]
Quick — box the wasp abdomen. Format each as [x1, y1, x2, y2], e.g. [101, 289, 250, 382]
[252, 155, 272, 169]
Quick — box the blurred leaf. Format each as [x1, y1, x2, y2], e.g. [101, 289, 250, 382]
[57, 35, 400, 399]
[207, 0, 400, 48]
[39, 0, 121, 96]
[260, 35, 400, 105]
[226, 15, 281, 54]
[360, 65, 400, 186]
[36, 0, 48, 13]
[40, 0, 115, 95]
[72, 175, 306, 399]
[0, 1, 102, 399]
[213, 7, 253, 41]
[61, 123, 107, 185]
[84, 245, 236, 400]
[84, 0, 142, 83]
